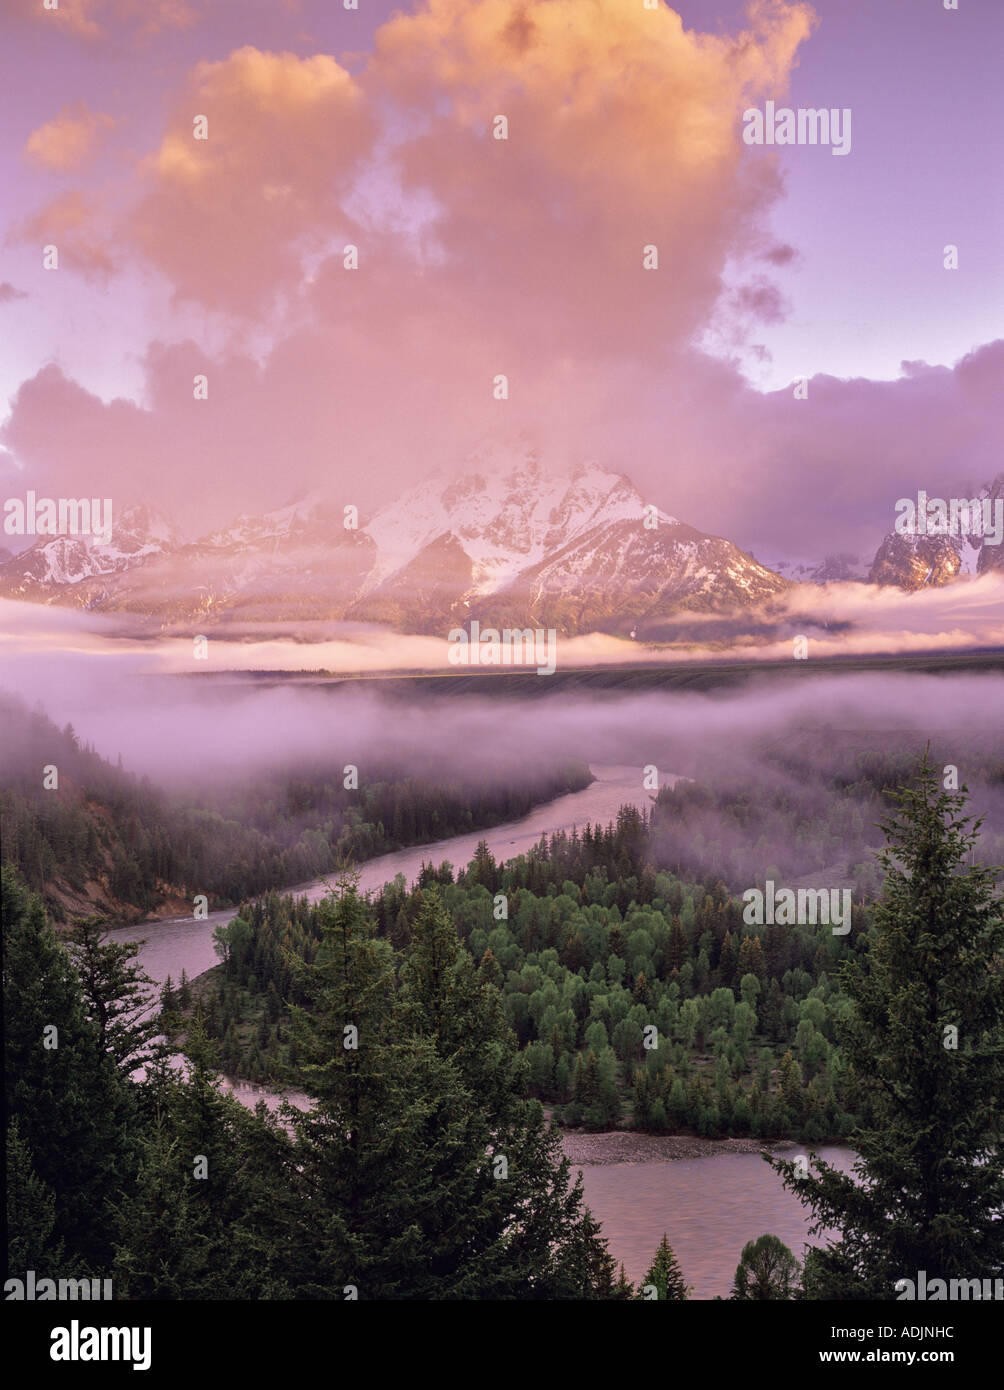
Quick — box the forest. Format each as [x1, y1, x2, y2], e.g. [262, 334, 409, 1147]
[182, 808, 868, 1142]
[171, 740, 1004, 1144]
[0, 692, 591, 922]
[6, 757, 1002, 1299]
[645, 731, 1004, 894]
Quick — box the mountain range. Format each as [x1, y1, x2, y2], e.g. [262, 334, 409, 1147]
[2, 450, 1001, 636]
[0, 449, 788, 637]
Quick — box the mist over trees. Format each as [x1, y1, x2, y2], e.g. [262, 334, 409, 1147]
[0, 692, 589, 921]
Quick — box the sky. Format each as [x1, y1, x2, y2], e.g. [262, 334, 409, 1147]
[0, 0, 1002, 565]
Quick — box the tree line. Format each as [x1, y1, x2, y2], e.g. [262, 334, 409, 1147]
[0, 691, 590, 921]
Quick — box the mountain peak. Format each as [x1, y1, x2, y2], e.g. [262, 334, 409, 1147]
[0, 450, 788, 635]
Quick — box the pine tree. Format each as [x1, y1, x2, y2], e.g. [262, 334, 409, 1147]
[737, 934, 766, 981]
[3, 867, 135, 1269]
[67, 917, 164, 1075]
[6, 1119, 63, 1275]
[111, 1113, 221, 1299]
[641, 1233, 690, 1300]
[666, 916, 686, 973]
[117, 1026, 292, 1298]
[719, 928, 738, 986]
[401, 888, 523, 1126]
[282, 880, 493, 1298]
[769, 757, 1004, 1297]
[399, 887, 624, 1298]
[546, 1206, 620, 1300]
[159, 974, 177, 1015]
[177, 968, 193, 1011]
[282, 881, 622, 1299]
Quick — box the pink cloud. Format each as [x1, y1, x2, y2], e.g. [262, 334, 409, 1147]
[130, 46, 375, 314]
[3, 0, 198, 40]
[24, 103, 115, 171]
[9, 191, 116, 278]
[1, 0, 999, 587]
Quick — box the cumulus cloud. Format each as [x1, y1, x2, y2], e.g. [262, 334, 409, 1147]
[1, 0, 1001, 619]
[24, 104, 114, 171]
[2, 0, 827, 526]
[361, 0, 816, 355]
[130, 46, 375, 314]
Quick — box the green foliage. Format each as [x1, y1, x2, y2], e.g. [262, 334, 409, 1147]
[730, 1233, 801, 1299]
[212, 808, 868, 1143]
[5, 1119, 63, 1275]
[281, 878, 620, 1298]
[640, 1233, 690, 1300]
[67, 917, 165, 1074]
[3, 866, 136, 1270]
[770, 756, 1004, 1297]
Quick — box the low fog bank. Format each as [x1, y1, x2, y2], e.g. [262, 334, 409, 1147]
[2, 569, 1004, 687]
[2, 645, 1002, 898]
[2, 651, 1001, 812]
[1, 649, 1001, 783]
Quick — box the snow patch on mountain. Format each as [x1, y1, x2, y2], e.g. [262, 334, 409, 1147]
[360, 447, 678, 599]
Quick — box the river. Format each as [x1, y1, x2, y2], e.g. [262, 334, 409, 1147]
[106, 762, 668, 986]
[108, 762, 852, 1298]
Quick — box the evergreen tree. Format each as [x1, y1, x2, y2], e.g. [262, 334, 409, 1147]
[282, 880, 495, 1298]
[6, 1119, 63, 1274]
[545, 1207, 620, 1300]
[114, 1035, 293, 1299]
[281, 881, 622, 1298]
[3, 868, 134, 1269]
[159, 974, 177, 1015]
[402, 887, 621, 1297]
[769, 758, 1004, 1297]
[67, 918, 164, 1075]
[177, 968, 193, 1011]
[111, 1113, 221, 1299]
[641, 1233, 690, 1300]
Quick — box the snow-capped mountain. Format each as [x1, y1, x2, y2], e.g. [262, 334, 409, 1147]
[361, 449, 654, 598]
[347, 453, 788, 633]
[0, 451, 789, 635]
[868, 475, 1004, 590]
[0, 505, 182, 598]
